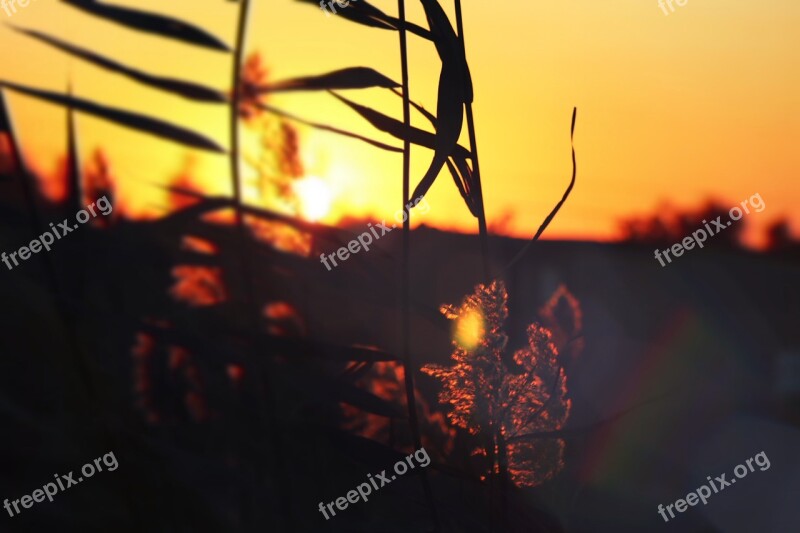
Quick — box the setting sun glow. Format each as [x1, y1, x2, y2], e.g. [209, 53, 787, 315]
[293, 176, 333, 222]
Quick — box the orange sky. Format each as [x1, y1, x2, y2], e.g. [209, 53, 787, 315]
[1, 0, 798, 245]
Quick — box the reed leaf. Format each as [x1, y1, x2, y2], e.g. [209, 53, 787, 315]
[294, 0, 432, 40]
[141, 321, 401, 364]
[0, 80, 225, 152]
[65, 98, 82, 214]
[502, 108, 578, 274]
[61, 0, 230, 51]
[390, 87, 436, 125]
[330, 91, 471, 159]
[0, 90, 23, 174]
[445, 158, 478, 217]
[9, 26, 226, 103]
[390, 88, 478, 216]
[258, 66, 399, 93]
[420, 0, 472, 102]
[323, 381, 406, 418]
[261, 335, 401, 362]
[259, 103, 402, 153]
[411, 0, 473, 201]
[326, 429, 407, 468]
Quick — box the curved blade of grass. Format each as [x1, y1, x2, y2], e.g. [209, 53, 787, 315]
[420, 0, 472, 102]
[296, 0, 395, 30]
[323, 381, 406, 418]
[65, 94, 82, 213]
[390, 88, 478, 214]
[258, 102, 402, 153]
[8, 26, 226, 103]
[452, 154, 482, 217]
[0, 90, 22, 172]
[410, 62, 463, 200]
[156, 189, 391, 260]
[294, 0, 432, 40]
[445, 157, 479, 217]
[259, 66, 399, 93]
[61, 0, 230, 51]
[390, 87, 436, 125]
[501, 108, 578, 275]
[263, 336, 401, 362]
[411, 0, 473, 201]
[0, 80, 225, 152]
[143, 324, 401, 375]
[445, 159, 468, 204]
[453, 0, 488, 279]
[330, 91, 471, 159]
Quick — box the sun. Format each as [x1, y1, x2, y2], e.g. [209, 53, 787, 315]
[293, 176, 333, 222]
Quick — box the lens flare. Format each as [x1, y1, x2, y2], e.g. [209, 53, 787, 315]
[455, 308, 484, 349]
[293, 176, 332, 222]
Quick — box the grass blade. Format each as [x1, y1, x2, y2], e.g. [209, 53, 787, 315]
[410, 0, 473, 201]
[330, 91, 471, 159]
[501, 108, 578, 275]
[62, 0, 230, 51]
[294, 0, 432, 40]
[259, 67, 399, 93]
[0, 80, 225, 152]
[9, 26, 226, 103]
[259, 103, 403, 153]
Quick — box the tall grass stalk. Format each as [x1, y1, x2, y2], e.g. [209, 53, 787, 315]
[230, 2, 292, 528]
[398, 0, 439, 528]
[453, 0, 490, 282]
[453, 3, 504, 527]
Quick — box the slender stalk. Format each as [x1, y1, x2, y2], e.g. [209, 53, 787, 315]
[230, 0, 252, 300]
[398, 0, 438, 529]
[453, 2, 501, 527]
[500, 108, 577, 277]
[496, 428, 510, 529]
[230, 2, 292, 530]
[453, 0, 490, 282]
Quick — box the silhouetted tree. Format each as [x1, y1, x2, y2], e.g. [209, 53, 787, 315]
[620, 201, 745, 248]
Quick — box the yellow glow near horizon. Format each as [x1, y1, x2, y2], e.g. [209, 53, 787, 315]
[293, 176, 333, 222]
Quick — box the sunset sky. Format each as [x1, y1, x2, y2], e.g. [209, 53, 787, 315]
[1, 0, 797, 245]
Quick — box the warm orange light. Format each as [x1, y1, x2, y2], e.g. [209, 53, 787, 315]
[455, 308, 484, 349]
[293, 176, 333, 222]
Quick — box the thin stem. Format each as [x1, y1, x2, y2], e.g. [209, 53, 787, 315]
[496, 428, 510, 529]
[453, 0, 490, 282]
[500, 108, 577, 277]
[230, 2, 250, 264]
[453, 3, 499, 526]
[230, 2, 292, 530]
[228, 0, 257, 326]
[398, 0, 415, 451]
[398, 0, 439, 529]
